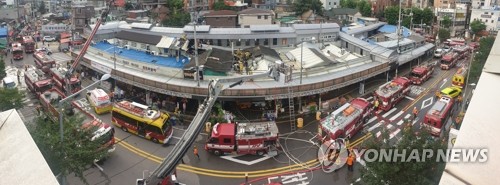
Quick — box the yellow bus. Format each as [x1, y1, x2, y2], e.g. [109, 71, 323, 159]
[111, 101, 173, 144]
[87, 89, 112, 114]
[452, 66, 468, 88]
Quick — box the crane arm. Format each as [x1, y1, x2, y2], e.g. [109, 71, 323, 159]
[65, 0, 115, 94]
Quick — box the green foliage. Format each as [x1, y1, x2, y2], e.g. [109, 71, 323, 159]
[162, 0, 191, 27]
[293, 0, 324, 16]
[441, 16, 452, 28]
[470, 20, 487, 34]
[0, 57, 6, 79]
[357, 0, 372, 17]
[384, 6, 399, 25]
[341, 0, 358, 9]
[209, 103, 226, 124]
[0, 88, 24, 111]
[29, 113, 110, 185]
[438, 28, 450, 42]
[422, 8, 433, 25]
[213, 1, 233, 11]
[360, 126, 446, 185]
[39, 1, 46, 15]
[125, 2, 134, 10]
[469, 37, 495, 83]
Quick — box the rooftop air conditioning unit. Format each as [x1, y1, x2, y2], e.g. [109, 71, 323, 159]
[124, 45, 130, 49]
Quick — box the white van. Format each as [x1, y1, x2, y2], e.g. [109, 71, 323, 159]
[87, 89, 112, 114]
[2, 77, 16, 89]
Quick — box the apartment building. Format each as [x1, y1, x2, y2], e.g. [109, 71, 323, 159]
[72, 5, 95, 34]
[436, 3, 468, 37]
[470, 8, 500, 31]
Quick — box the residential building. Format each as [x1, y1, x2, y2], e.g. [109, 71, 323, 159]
[369, 0, 392, 16]
[238, 8, 274, 28]
[323, 8, 361, 24]
[321, 0, 340, 10]
[470, 8, 500, 31]
[472, 0, 499, 8]
[203, 10, 238, 28]
[226, 0, 249, 11]
[436, 4, 468, 37]
[184, 0, 215, 11]
[252, 0, 277, 10]
[298, 10, 325, 24]
[408, 0, 429, 8]
[140, 0, 167, 10]
[72, 5, 95, 34]
[435, 0, 457, 8]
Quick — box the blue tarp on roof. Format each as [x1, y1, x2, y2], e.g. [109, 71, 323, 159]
[377, 25, 411, 37]
[0, 27, 8, 38]
[93, 42, 189, 69]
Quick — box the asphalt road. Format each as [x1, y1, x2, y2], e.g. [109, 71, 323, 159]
[8, 40, 473, 185]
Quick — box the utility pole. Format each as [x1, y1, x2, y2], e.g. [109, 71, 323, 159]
[192, 3, 200, 87]
[397, 0, 402, 54]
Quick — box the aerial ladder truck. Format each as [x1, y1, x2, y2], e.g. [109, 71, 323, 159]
[139, 64, 288, 185]
[64, 0, 115, 96]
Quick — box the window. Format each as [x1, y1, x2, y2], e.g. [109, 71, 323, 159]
[329, 2, 331, 5]
[264, 39, 268, 45]
[245, 39, 250, 46]
[215, 17, 219, 20]
[334, 2, 337, 5]
[131, 42, 137, 47]
[112, 111, 137, 126]
[217, 39, 221, 46]
[265, 15, 268, 19]
[236, 40, 241, 46]
[223, 138, 231, 144]
[255, 39, 260, 46]
[273, 38, 277, 45]
[226, 40, 230, 47]
[360, 49, 363, 55]
[491, 13, 494, 15]
[78, 8, 81, 14]
[145, 124, 162, 135]
[141, 44, 147, 49]
[258, 15, 262, 19]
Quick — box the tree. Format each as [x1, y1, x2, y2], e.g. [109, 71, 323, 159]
[470, 20, 487, 35]
[162, 0, 191, 27]
[357, 0, 372, 17]
[440, 15, 452, 28]
[38, 1, 46, 15]
[213, 1, 232, 11]
[125, 2, 134, 10]
[469, 37, 495, 83]
[0, 57, 6, 79]
[341, 0, 358, 9]
[410, 7, 423, 27]
[0, 88, 24, 111]
[422, 8, 433, 25]
[29, 113, 110, 185]
[438, 28, 451, 42]
[384, 6, 399, 25]
[292, 0, 324, 16]
[360, 125, 446, 184]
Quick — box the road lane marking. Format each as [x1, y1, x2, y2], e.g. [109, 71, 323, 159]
[366, 96, 373, 101]
[396, 120, 404, 126]
[440, 79, 448, 88]
[376, 131, 381, 138]
[382, 108, 397, 117]
[421, 97, 434, 109]
[389, 111, 404, 121]
[366, 116, 377, 125]
[386, 124, 393, 129]
[368, 122, 381, 132]
[405, 96, 415, 101]
[389, 129, 401, 139]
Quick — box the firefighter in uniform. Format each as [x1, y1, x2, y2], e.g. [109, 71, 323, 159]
[413, 107, 419, 120]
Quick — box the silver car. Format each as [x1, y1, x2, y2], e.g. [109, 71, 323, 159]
[434, 49, 443, 58]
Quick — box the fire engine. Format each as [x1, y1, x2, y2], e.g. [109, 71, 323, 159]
[422, 96, 456, 137]
[409, 62, 435, 85]
[319, 98, 373, 141]
[374, 77, 411, 111]
[33, 51, 56, 73]
[38, 88, 116, 155]
[452, 45, 471, 60]
[11, 42, 23, 60]
[440, 52, 459, 70]
[22, 36, 35, 53]
[24, 66, 53, 96]
[205, 122, 279, 156]
[50, 67, 82, 94]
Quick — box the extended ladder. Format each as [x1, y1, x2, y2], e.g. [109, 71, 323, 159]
[288, 85, 296, 132]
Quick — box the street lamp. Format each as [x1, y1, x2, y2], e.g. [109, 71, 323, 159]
[58, 73, 111, 143]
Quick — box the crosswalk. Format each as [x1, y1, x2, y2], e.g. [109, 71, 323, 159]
[364, 107, 421, 142]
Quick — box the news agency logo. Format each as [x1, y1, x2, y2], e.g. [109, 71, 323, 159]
[318, 138, 349, 173]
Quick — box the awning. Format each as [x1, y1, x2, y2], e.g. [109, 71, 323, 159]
[156, 36, 175, 48]
[398, 43, 435, 65]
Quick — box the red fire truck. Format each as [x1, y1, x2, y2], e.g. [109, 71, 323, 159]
[319, 98, 373, 141]
[24, 66, 53, 96]
[22, 36, 35, 53]
[453, 45, 471, 60]
[33, 51, 56, 73]
[50, 67, 81, 94]
[38, 88, 116, 155]
[440, 52, 459, 70]
[422, 96, 456, 137]
[205, 122, 280, 156]
[374, 77, 411, 111]
[11, 42, 24, 60]
[409, 62, 435, 85]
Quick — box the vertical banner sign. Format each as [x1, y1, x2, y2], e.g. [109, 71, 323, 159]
[448, 128, 459, 149]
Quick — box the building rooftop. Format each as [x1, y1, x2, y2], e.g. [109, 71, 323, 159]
[93, 41, 189, 69]
[116, 30, 161, 45]
[203, 10, 238, 17]
[0, 109, 60, 185]
[238, 8, 273, 15]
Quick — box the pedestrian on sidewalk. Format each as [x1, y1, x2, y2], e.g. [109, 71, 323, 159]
[347, 154, 355, 172]
[193, 146, 200, 159]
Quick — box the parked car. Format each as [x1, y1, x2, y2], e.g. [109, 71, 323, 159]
[434, 49, 443, 58]
[436, 86, 462, 99]
[442, 45, 451, 53]
[36, 47, 52, 55]
[43, 36, 56, 42]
